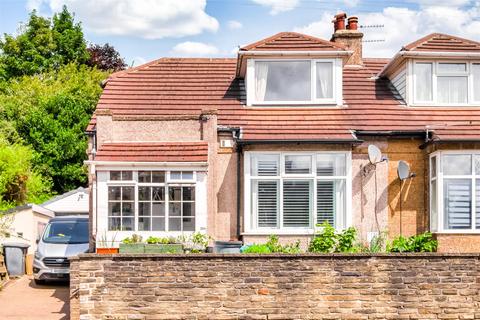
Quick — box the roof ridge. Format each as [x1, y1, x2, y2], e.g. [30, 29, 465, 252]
[403, 32, 480, 51]
[240, 31, 346, 51]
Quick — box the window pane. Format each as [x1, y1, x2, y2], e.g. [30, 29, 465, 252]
[438, 63, 466, 73]
[251, 154, 279, 176]
[283, 180, 311, 227]
[152, 203, 165, 216]
[473, 64, 480, 101]
[138, 171, 151, 183]
[108, 187, 121, 201]
[169, 203, 181, 217]
[475, 156, 480, 175]
[415, 63, 432, 101]
[183, 187, 195, 201]
[182, 172, 194, 180]
[122, 187, 134, 201]
[430, 180, 438, 232]
[431, 156, 437, 178]
[183, 217, 195, 231]
[169, 218, 181, 231]
[108, 203, 121, 216]
[110, 171, 121, 181]
[316, 62, 333, 99]
[443, 155, 471, 175]
[152, 171, 165, 183]
[108, 217, 121, 231]
[121, 171, 133, 180]
[152, 187, 165, 201]
[138, 186, 151, 201]
[476, 180, 480, 229]
[139, 202, 151, 216]
[285, 155, 312, 174]
[152, 217, 165, 231]
[316, 154, 346, 176]
[170, 171, 181, 180]
[169, 187, 181, 201]
[138, 217, 151, 231]
[122, 202, 134, 216]
[183, 203, 195, 217]
[444, 179, 471, 229]
[256, 61, 311, 102]
[437, 76, 467, 103]
[254, 180, 278, 228]
[122, 218, 134, 231]
[316, 180, 345, 227]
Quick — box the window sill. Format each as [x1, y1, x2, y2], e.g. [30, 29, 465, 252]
[433, 231, 480, 235]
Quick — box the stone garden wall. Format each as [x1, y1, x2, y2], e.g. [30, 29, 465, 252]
[70, 253, 480, 320]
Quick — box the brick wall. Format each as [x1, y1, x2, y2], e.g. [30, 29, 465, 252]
[70, 253, 480, 320]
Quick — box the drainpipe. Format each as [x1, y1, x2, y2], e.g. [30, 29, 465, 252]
[236, 143, 242, 240]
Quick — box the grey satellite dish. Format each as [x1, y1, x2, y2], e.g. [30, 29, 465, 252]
[368, 145, 382, 164]
[398, 160, 415, 180]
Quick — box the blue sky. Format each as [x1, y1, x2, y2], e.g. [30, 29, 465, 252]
[1, 0, 480, 66]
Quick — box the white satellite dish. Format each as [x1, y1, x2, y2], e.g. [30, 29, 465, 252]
[398, 160, 415, 180]
[368, 145, 383, 164]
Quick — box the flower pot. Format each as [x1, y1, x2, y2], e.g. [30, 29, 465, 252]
[119, 243, 145, 253]
[144, 244, 183, 254]
[96, 248, 119, 254]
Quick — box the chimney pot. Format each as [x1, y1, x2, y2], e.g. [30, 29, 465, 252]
[333, 12, 347, 31]
[331, 13, 363, 66]
[347, 16, 359, 30]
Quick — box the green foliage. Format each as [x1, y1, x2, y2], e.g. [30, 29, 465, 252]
[308, 222, 358, 253]
[122, 234, 143, 244]
[146, 236, 177, 244]
[0, 7, 89, 79]
[0, 64, 107, 193]
[0, 139, 51, 210]
[387, 232, 438, 253]
[242, 235, 301, 254]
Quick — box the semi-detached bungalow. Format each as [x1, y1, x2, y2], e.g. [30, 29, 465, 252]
[85, 13, 480, 253]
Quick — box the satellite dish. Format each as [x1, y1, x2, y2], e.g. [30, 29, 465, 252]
[368, 145, 382, 164]
[398, 160, 415, 180]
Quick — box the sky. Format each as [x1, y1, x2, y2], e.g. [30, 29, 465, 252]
[1, 0, 480, 66]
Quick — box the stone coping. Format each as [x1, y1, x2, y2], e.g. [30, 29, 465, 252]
[70, 252, 480, 260]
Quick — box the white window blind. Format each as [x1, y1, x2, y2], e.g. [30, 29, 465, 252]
[254, 180, 279, 228]
[283, 180, 311, 227]
[251, 154, 279, 176]
[444, 179, 471, 229]
[415, 63, 432, 102]
[317, 181, 335, 225]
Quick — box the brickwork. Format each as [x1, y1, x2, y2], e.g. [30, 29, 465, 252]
[70, 253, 480, 320]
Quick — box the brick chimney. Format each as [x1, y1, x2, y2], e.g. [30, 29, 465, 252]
[331, 13, 363, 66]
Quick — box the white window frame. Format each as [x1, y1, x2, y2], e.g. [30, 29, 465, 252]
[244, 151, 352, 235]
[429, 150, 480, 233]
[409, 60, 480, 106]
[245, 58, 343, 107]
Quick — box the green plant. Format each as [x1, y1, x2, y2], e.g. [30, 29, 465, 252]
[308, 222, 359, 253]
[122, 234, 143, 244]
[145, 236, 174, 244]
[97, 230, 117, 248]
[387, 232, 437, 253]
[190, 232, 211, 249]
[242, 244, 271, 254]
[242, 235, 302, 254]
[336, 227, 357, 253]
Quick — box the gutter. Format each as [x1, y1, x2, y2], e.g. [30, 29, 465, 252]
[355, 130, 427, 138]
[236, 138, 361, 146]
[419, 138, 480, 150]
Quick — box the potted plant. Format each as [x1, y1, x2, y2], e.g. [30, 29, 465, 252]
[119, 234, 145, 253]
[144, 236, 183, 253]
[96, 230, 119, 254]
[182, 232, 212, 253]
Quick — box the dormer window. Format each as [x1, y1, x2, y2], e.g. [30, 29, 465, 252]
[246, 59, 342, 106]
[413, 61, 480, 105]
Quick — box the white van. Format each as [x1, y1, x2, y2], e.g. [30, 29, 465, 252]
[33, 216, 89, 284]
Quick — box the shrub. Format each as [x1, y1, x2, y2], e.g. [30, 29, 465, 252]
[387, 232, 437, 253]
[145, 236, 176, 244]
[242, 235, 302, 254]
[122, 234, 142, 244]
[242, 244, 271, 254]
[308, 222, 358, 253]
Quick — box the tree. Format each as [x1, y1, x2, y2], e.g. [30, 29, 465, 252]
[87, 43, 127, 71]
[0, 64, 107, 194]
[0, 6, 90, 80]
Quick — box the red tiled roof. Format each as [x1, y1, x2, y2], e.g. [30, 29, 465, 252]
[240, 32, 346, 51]
[95, 142, 208, 162]
[90, 49, 480, 142]
[403, 33, 480, 52]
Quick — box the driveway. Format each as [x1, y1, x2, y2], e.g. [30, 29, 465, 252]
[0, 276, 69, 320]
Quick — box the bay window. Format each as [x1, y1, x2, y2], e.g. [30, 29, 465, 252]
[247, 59, 341, 105]
[245, 152, 350, 233]
[413, 62, 480, 105]
[430, 152, 480, 232]
[107, 170, 196, 232]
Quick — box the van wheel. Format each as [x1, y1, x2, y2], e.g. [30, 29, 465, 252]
[34, 279, 45, 285]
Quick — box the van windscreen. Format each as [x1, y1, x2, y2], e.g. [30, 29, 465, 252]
[43, 221, 89, 244]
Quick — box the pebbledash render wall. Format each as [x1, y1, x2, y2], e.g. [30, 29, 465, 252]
[70, 253, 480, 320]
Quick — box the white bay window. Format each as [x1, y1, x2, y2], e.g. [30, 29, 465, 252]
[246, 59, 342, 106]
[413, 61, 480, 105]
[245, 152, 351, 233]
[430, 152, 480, 233]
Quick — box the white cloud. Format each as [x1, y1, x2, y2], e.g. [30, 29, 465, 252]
[228, 20, 243, 30]
[27, 0, 219, 39]
[132, 56, 147, 67]
[171, 41, 219, 56]
[250, 0, 300, 15]
[294, 3, 480, 58]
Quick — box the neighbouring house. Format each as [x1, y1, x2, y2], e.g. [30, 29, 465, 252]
[0, 187, 89, 254]
[85, 13, 480, 253]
